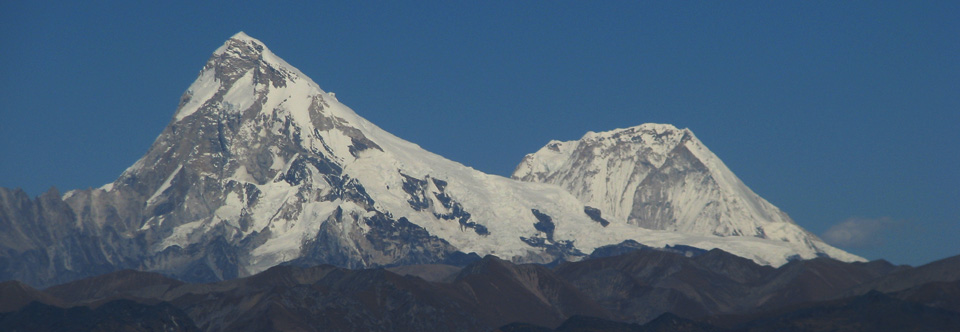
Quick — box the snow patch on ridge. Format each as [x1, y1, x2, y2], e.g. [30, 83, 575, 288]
[221, 70, 257, 113]
[147, 164, 182, 206]
[174, 68, 220, 121]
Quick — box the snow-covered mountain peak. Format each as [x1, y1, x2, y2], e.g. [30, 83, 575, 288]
[228, 31, 257, 43]
[514, 124, 863, 263]
[513, 123, 692, 185]
[122, 33, 370, 203]
[213, 31, 279, 65]
[172, 32, 322, 123]
[581, 123, 683, 141]
[513, 123, 762, 224]
[579, 123, 689, 158]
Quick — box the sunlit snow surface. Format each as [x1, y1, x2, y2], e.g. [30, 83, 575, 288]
[110, 32, 862, 276]
[513, 125, 862, 263]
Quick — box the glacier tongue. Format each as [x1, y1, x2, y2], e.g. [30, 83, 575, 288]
[36, 33, 864, 285]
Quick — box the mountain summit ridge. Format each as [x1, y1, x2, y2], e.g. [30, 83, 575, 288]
[0, 33, 860, 287]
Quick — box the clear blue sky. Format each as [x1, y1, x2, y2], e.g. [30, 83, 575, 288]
[1, 1, 957, 266]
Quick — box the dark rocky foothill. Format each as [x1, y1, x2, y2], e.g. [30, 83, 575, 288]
[1, 248, 957, 331]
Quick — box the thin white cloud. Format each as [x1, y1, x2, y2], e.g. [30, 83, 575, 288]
[821, 217, 904, 248]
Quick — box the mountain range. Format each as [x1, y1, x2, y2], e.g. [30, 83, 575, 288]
[0, 32, 860, 289]
[2, 248, 958, 331]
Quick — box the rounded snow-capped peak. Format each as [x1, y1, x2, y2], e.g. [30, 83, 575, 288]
[574, 123, 691, 162]
[513, 122, 865, 264]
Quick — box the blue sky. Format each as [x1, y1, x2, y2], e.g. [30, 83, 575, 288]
[1, 1, 957, 266]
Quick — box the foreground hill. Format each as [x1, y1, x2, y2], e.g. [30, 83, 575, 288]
[2, 249, 957, 331]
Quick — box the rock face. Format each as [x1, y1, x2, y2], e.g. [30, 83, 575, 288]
[0, 187, 136, 287]
[0, 33, 861, 287]
[513, 124, 858, 262]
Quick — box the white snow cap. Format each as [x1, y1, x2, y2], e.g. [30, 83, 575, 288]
[214, 31, 269, 56]
[230, 31, 257, 42]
